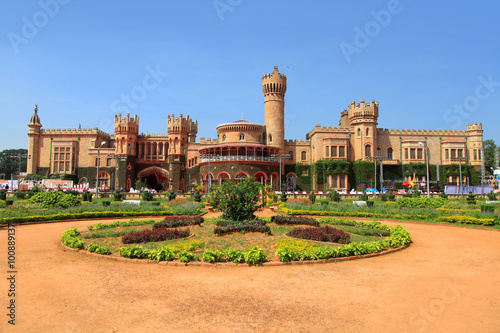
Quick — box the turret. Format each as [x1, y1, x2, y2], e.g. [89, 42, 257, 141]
[27, 104, 42, 175]
[347, 100, 379, 159]
[262, 66, 287, 153]
[466, 122, 484, 167]
[114, 113, 139, 155]
[167, 114, 198, 155]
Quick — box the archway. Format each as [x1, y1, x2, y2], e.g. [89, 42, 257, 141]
[217, 171, 231, 185]
[137, 166, 169, 192]
[254, 172, 267, 185]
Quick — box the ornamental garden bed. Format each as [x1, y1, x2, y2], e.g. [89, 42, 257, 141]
[61, 215, 411, 265]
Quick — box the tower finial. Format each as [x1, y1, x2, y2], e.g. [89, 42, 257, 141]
[241, 112, 243, 120]
[34, 104, 38, 113]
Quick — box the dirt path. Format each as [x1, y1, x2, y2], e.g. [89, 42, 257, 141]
[0, 217, 499, 333]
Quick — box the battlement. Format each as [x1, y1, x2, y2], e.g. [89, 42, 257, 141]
[199, 138, 218, 145]
[167, 114, 198, 134]
[114, 113, 139, 125]
[313, 125, 350, 132]
[347, 99, 379, 120]
[467, 122, 483, 131]
[378, 128, 467, 136]
[284, 139, 309, 145]
[261, 66, 287, 81]
[41, 128, 111, 137]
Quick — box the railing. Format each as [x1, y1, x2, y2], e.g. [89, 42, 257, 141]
[201, 155, 279, 163]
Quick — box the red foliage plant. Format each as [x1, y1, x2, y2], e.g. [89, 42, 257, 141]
[164, 198, 189, 206]
[288, 198, 313, 205]
[287, 226, 350, 244]
[122, 227, 190, 244]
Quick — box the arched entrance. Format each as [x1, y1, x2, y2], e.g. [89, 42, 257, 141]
[137, 166, 169, 192]
[254, 172, 267, 185]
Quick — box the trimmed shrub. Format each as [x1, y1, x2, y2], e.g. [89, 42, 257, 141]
[366, 200, 374, 207]
[214, 220, 271, 236]
[193, 191, 202, 202]
[122, 227, 190, 244]
[142, 191, 154, 201]
[394, 197, 445, 208]
[288, 226, 351, 244]
[14, 191, 26, 199]
[308, 193, 316, 203]
[487, 191, 497, 201]
[271, 215, 320, 227]
[203, 249, 225, 263]
[329, 190, 341, 203]
[224, 248, 245, 263]
[243, 246, 267, 265]
[153, 216, 204, 229]
[28, 190, 80, 208]
[113, 191, 123, 201]
[438, 215, 495, 226]
[212, 177, 262, 221]
[480, 204, 495, 213]
[0, 191, 6, 200]
[102, 201, 111, 207]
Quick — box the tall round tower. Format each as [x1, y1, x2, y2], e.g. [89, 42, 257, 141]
[262, 66, 287, 153]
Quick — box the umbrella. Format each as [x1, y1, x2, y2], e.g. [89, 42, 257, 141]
[402, 180, 410, 187]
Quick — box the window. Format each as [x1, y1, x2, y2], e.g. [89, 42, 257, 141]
[325, 146, 329, 157]
[339, 175, 346, 188]
[357, 128, 361, 136]
[289, 151, 294, 160]
[107, 158, 112, 167]
[445, 149, 449, 160]
[417, 148, 423, 160]
[301, 151, 307, 161]
[269, 134, 273, 142]
[331, 146, 337, 157]
[53, 146, 73, 173]
[387, 148, 393, 160]
[405, 148, 409, 160]
[339, 146, 345, 157]
[457, 149, 463, 158]
[366, 128, 370, 136]
[473, 150, 477, 160]
[365, 145, 371, 157]
[376, 147, 381, 157]
[478, 149, 482, 160]
[222, 135, 226, 142]
[451, 149, 456, 159]
[410, 148, 416, 159]
[332, 175, 337, 188]
[239, 133, 245, 141]
[258, 135, 261, 142]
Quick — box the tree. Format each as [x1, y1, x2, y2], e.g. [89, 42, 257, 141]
[212, 177, 262, 221]
[484, 140, 497, 174]
[0, 149, 28, 180]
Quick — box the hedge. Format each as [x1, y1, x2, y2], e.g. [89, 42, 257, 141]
[438, 215, 496, 226]
[280, 207, 428, 220]
[0, 210, 174, 225]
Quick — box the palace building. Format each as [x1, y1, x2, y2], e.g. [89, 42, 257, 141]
[27, 66, 484, 192]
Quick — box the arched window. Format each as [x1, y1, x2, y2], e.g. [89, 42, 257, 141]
[289, 151, 294, 160]
[365, 145, 371, 157]
[301, 151, 307, 161]
[269, 134, 273, 142]
[376, 147, 381, 157]
[95, 157, 100, 167]
[366, 128, 370, 136]
[387, 147, 393, 159]
[258, 135, 261, 142]
[357, 128, 361, 136]
[222, 135, 226, 142]
[239, 133, 245, 141]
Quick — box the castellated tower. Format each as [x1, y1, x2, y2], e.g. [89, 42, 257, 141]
[27, 105, 42, 175]
[167, 114, 198, 192]
[262, 66, 287, 153]
[466, 122, 484, 168]
[114, 114, 139, 155]
[347, 100, 379, 159]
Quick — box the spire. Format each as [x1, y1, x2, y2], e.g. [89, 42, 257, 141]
[28, 104, 42, 126]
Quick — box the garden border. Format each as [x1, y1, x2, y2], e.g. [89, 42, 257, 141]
[60, 241, 410, 267]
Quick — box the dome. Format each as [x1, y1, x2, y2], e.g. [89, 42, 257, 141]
[28, 105, 42, 126]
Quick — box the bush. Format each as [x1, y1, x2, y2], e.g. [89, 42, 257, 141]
[164, 198, 189, 206]
[113, 191, 123, 201]
[281, 192, 288, 202]
[467, 192, 476, 205]
[387, 192, 396, 201]
[212, 177, 262, 221]
[360, 193, 369, 201]
[153, 216, 204, 229]
[148, 246, 176, 262]
[329, 190, 341, 202]
[82, 191, 92, 202]
[243, 246, 267, 265]
[439, 192, 448, 199]
[308, 193, 316, 203]
[102, 201, 111, 207]
[0, 191, 6, 200]
[119, 245, 148, 259]
[14, 191, 26, 199]
[28, 190, 81, 208]
[480, 204, 496, 213]
[86, 243, 111, 255]
[288, 226, 351, 244]
[487, 191, 497, 201]
[214, 220, 271, 236]
[438, 215, 495, 226]
[6, 199, 14, 206]
[121, 227, 190, 244]
[394, 197, 445, 208]
[366, 200, 374, 207]
[142, 191, 154, 201]
[203, 249, 225, 263]
[288, 197, 313, 205]
[177, 250, 198, 263]
[61, 228, 84, 249]
[271, 215, 320, 227]
[193, 191, 202, 202]
[224, 248, 245, 263]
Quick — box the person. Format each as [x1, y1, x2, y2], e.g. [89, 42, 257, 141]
[120, 187, 124, 192]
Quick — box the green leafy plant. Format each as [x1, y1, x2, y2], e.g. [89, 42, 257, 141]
[212, 177, 262, 221]
[243, 246, 267, 265]
[202, 249, 225, 263]
[487, 191, 497, 201]
[177, 250, 198, 263]
[28, 190, 81, 208]
[223, 248, 245, 263]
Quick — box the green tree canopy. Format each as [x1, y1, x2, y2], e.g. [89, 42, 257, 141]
[484, 139, 497, 174]
[0, 149, 28, 180]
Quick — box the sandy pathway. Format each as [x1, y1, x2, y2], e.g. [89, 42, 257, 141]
[0, 217, 499, 333]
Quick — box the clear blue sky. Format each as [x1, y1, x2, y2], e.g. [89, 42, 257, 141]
[1, 1, 499, 152]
